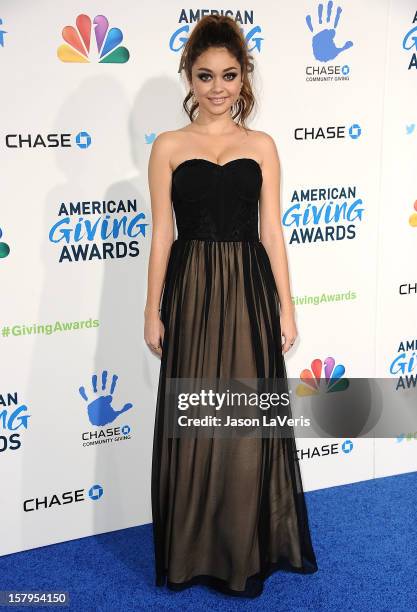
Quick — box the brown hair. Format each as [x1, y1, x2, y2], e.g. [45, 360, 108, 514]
[178, 15, 256, 129]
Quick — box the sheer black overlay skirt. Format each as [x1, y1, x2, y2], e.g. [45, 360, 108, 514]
[151, 238, 318, 598]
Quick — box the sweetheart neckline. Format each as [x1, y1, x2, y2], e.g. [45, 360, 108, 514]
[172, 157, 262, 177]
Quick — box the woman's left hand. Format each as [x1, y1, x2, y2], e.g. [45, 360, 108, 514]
[280, 308, 298, 354]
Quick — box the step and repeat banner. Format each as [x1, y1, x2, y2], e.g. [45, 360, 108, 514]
[1, 0, 416, 556]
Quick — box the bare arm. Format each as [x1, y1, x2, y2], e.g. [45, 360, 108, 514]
[258, 132, 294, 315]
[258, 132, 297, 353]
[144, 132, 175, 317]
[144, 133, 175, 356]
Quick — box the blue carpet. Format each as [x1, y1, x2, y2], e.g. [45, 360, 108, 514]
[1, 471, 416, 611]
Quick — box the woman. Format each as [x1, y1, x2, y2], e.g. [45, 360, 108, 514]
[144, 14, 318, 598]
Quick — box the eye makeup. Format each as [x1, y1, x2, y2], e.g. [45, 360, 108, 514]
[197, 71, 238, 81]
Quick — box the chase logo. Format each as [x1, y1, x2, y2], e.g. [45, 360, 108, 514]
[296, 357, 349, 396]
[296, 439, 354, 460]
[5, 132, 92, 149]
[0, 227, 10, 259]
[88, 484, 104, 500]
[23, 484, 104, 512]
[294, 122, 362, 140]
[76, 131, 92, 149]
[349, 123, 361, 139]
[58, 14, 130, 63]
[341, 439, 353, 453]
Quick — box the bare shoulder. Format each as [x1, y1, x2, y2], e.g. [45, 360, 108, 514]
[149, 129, 190, 168]
[249, 129, 280, 163]
[150, 129, 180, 152]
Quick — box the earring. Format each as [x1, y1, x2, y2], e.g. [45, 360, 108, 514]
[190, 90, 198, 105]
[231, 94, 242, 115]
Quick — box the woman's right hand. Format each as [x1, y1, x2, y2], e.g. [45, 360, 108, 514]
[144, 310, 164, 357]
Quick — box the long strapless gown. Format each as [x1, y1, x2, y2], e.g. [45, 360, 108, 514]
[151, 157, 318, 598]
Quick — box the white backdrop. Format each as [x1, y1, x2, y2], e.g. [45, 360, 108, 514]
[0, 0, 416, 557]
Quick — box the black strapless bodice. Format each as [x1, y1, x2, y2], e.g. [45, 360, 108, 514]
[171, 158, 263, 241]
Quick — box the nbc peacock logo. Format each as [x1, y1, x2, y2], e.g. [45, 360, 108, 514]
[296, 357, 349, 396]
[0, 227, 10, 259]
[409, 199, 417, 227]
[57, 14, 130, 63]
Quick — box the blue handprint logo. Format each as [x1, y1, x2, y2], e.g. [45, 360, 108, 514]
[306, 1, 353, 62]
[79, 370, 133, 426]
